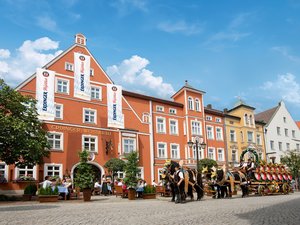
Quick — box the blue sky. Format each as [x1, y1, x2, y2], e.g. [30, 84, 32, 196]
[1, 0, 300, 120]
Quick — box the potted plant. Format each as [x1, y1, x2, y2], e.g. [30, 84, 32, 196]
[124, 151, 139, 200]
[23, 183, 37, 201]
[74, 150, 95, 201]
[38, 186, 59, 202]
[143, 185, 156, 199]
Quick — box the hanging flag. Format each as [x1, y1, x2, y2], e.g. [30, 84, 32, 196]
[74, 52, 91, 100]
[107, 84, 124, 128]
[36, 68, 55, 121]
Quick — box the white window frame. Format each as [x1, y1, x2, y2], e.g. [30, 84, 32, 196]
[83, 108, 97, 124]
[65, 62, 74, 71]
[90, 68, 94, 76]
[116, 171, 125, 179]
[206, 125, 214, 140]
[217, 148, 224, 161]
[216, 118, 222, 123]
[270, 140, 274, 150]
[15, 165, 37, 180]
[247, 131, 253, 142]
[44, 163, 63, 179]
[193, 145, 204, 159]
[137, 167, 144, 179]
[82, 135, 98, 153]
[216, 127, 223, 141]
[54, 103, 63, 119]
[208, 147, 216, 160]
[157, 142, 167, 158]
[170, 143, 180, 159]
[56, 78, 70, 94]
[91, 86, 102, 100]
[256, 134, 261, 145]
[122, 137, 136, 154]
[278, 142, 282, 151]
[169, 119, 179, 135]
[286, 143, 290, 150]
[156, 105, 164, 112]
[0, 163, 8, 181]
[195, 98, 200, 112]
[169, 108, 177, 114]
[230, 130, 236, 142]
[292, 130, 296, 138]
[231, 149, 238, 162]
[206, 116, 212, 121]
[285, 128, 288, 137]
[191, 120, 202, 135]
[188, 97, 194, 110]
[47, 132, 64, 151]
[244, 114, 249, 126]
[277, 127, 281, 136]
[142, 113, 150, 123]
[156, 117, 166, 134]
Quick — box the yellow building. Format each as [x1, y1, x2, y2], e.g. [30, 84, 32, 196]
[224, 101, 266, 166]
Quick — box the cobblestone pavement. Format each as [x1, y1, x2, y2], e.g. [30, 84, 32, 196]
[0, 192, 300, 225]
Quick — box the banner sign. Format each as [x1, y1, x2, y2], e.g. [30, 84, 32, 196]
[36, 68, 55, 121]
[74, 52, 91, 100]
[107, 84, 124, 128]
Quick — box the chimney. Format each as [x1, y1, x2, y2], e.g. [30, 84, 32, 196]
[224, 108, 228, 113]
[207, 104, 212, 109]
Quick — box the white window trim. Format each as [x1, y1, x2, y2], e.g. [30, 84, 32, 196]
[65, 62, 74, 71]
[247, 131, 254, 142]
[195, 98, 201, 112]
[54, 103, 64, 120]
[188, 96, 194, 110]
[230, 130, 236, 142]
[157, 142, 168, 158]
[169, 119, 179, 135]
[122, 137, 137, 154]
[82, 135, 98, 153]
[169, 108, 177, 114]
[158, 168, 164, 183]
[206, 116, 212, 121]
[217, 148, 224, 162]
[156, 105, 164, 112]
[208, 147, 216, 160]
[44, 163, 63, 179]
[216, 117, 222, 123]
[91, 85, 102, 100]
[137, 167, 144, 179]
[216, 126, 223, 141]
[14, 165, 37, 180]
[170, 143, 180, 159]
[191, 120, 202, 136]
[83, 108, 97, 124]
[0, 163, 9, 181]
[90, 68, 94, 76]
[156, 116, 166, 134]
[206, 125, 214, 140]
[55, 77, 70, 94]
[47, 131, 64, 151]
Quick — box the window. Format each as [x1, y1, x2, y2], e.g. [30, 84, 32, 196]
[206, 126, 214, 139]
[193, 146, 204, 159]
[44, 164, 62, 178]
[286, 143, 290, 150]
[83, 108, 96, 124]
[249, 115, 253, 125]
[230, 130, 236, 142]
[247, 131, 253, 142]
[244, 114, 249, 125]
[206, 116, 212, 121]
[240, 131, 244, 142]
[56, 79, 69, 94]
[283, 117, 286, 123]
[116, 171, 125, 179]
[169, 119, 178, 135]
[156, 117, 166, 133]
[156, 105, 164, 112]
[170, 144, 179, 159]
[231, 149, 237, 162]
[188, 97, 194, 110]
[285, 128, 288, 137]
[91, 86, 102, 100]
[15, 165, 36, 179]
[158, 168, 164, 182]
[157, 143, 167, 158]
[297, 144, 300, 150]
[123, 138, 136, 154]
[47, 132, 63, 150]
[169, 108, 177, 114]
[216, 127, 223, 140]
[270, 141, 274, 150]
[256, 134, 261, 145]
[0, 163, 8, 182]
[82, 135, 97, 152]
[277, 127, 281, 136]
[195, 98, 200, 111]
[191, 121, 202, 135]
[55, 104, 63, 119]
[137, 167, 144, 179]
[65, 62, 74, 71]
[292, 130, 296, 138]
[216, 118, 222, 123]
[208, 148, 215, 160]
[217, 148, 224, 161]
[90, 68, 94, 76]
[278, 142, 282, 151]
[142, 113, 150, 123]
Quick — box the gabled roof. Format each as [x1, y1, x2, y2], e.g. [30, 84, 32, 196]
[204, 107, 224, 117]
[296, 121, 300, 129]
[255, 106, 278, 124]
[172, 80, 206, 99]
[227, 102, 255, 112]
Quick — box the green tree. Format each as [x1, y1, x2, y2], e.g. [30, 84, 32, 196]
[74, 150, 95, 189]
[104, 158, 126, 181]
[281, 150, 300, 190]
[0, 79, 50, 166]
[198, 158, 218, 172]
[124, 151, 139, 188]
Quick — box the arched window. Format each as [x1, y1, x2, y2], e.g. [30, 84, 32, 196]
[244, 114, 249, 125]
[142, 113, 150, 123]
[195, 98, 200, 111]
[249, 115, 253, 125]
[188, 97, 194, 110]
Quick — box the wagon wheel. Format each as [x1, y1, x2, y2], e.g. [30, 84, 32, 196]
[258, 185, 265, 196]
[282, 183, 289, 195]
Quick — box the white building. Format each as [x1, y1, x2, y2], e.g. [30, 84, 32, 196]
[255, 101, 300, 163]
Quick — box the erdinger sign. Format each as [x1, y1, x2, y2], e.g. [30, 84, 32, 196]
[107, 84, 124, 128]
[74, 52, 91, 100]
[36, 68, 55, 121]
[79, 55, 85, 92]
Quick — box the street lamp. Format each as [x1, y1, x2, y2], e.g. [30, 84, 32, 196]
[187, 138, 206, 172]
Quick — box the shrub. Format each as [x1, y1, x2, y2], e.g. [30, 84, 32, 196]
[144, 185, 156, 194]
[24, 184, 37, 195]
[39, 186, 58, 195]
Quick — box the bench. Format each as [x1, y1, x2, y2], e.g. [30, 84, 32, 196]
[156, 186, 171, 197]
[114, 185, 127, 198]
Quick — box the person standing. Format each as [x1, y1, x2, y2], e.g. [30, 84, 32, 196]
[174, 165, 185, 204]
[101, 175, 108, 196]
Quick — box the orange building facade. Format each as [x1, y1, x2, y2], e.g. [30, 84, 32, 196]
[0, 34, 227, 192]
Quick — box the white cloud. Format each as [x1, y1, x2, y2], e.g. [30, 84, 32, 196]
[0, 37, 63, 86]
[261, 73, 300, 105]
[210, 31, 250, 42]
[0, 49, 10, 59]
[271, 46, 300, 63]
[36, 16, 57, 32]
[157, 20, 203, 35]
[111, 0, 148, 15]
[107, 55, 175, 98]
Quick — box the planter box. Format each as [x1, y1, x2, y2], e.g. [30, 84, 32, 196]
[38, 195, 59, 203]
[128, 189, 136, 200]
[143, 193, 156, 199]
[83, 188, 92, 201]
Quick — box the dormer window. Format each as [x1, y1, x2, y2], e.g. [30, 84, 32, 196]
[188, 97, 194, 110]
[195, 98, 200, 111]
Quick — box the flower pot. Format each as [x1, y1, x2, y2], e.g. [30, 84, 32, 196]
[38, 195, 59, 203]
[22, 194, 32, 201]
[143, 193, 156, 199]
[128, 189, 136, 200]
[83, 188, 92, 201]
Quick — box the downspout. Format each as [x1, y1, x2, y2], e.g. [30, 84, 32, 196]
[149, 100, 154, 182]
